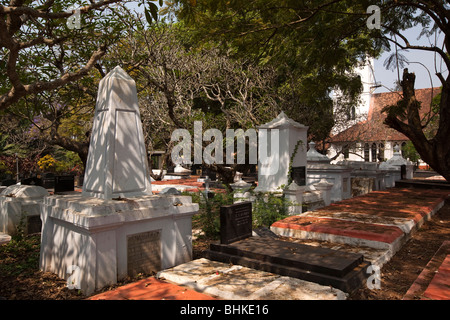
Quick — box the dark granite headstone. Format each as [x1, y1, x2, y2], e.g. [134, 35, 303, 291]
[42, 173, 55, 189]
[1, 179, 16, 186]
[290, 166, 306, 186]
[220, 201, 252, 244]
[21, 177, 43, 187]
[54, 175, 74, 193]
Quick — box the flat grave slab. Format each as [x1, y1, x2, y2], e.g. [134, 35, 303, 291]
[157, 258, 347, 300]
[271, 215, 404, 248]
[206, 236, 369, 293]
[271, 188, 449, 254]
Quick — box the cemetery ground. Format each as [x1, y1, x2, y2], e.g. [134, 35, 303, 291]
[0, 184, 449, 300]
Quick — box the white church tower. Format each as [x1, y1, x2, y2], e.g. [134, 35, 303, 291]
[331, 56, 377, 135]
[327, 56, 378, 162]
[355, 56, 376, 118]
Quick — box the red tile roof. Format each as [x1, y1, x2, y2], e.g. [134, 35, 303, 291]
[331, 87, 441, 143]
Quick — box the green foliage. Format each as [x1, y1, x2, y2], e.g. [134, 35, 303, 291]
[401, 141, 420, 165]
[189, 187, 292, 237]
[252, 192, 289, 228]
[189, 190, 234, 239]
[168, 0, 379, 143]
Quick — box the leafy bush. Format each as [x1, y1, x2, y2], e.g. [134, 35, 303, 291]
[187, 190, 234, 239]
[252, 192, 290, 228]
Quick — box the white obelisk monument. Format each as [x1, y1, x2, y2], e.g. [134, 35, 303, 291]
[82, 66, 152, 199]
[40, 67, 198, 295]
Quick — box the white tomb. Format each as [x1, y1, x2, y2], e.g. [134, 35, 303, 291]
[39, 67, 198, 295]
[306, 142, 352, 202]
[0, 185, 49, 236]
[381, 145, 414, 180]
[254, 112, 308, 193]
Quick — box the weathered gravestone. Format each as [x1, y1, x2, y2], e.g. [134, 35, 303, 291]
[219, 201, 252, 244]
[254, 112, 308, 193]
[0, 185, 48, 236]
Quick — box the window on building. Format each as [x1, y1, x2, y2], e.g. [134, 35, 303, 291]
[343, 144, 350, 159]
[364, 143, 370, 162]
[378, 143, 385, 161]
[346, 106, 356, 120]
[371, 143, 377, 162]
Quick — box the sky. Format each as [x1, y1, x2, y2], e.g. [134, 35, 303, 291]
[373, 26, 448, 93]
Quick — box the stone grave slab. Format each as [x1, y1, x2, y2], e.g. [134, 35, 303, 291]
[206, 237, 369, 293]
[207, 201, 369, 293]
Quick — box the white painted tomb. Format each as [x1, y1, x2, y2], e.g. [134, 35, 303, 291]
[255, 112, 308, 193]
[336, 160, 385, 194]
[306, 142, 352, 202]
[39, 67, 198, 295]
[381, 145, 414, 180]
[0, 185, 48, 236]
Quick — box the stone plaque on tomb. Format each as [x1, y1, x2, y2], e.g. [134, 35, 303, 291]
[290, 166, 306, 186]
[127, 230, 161, 277]
[27, 215, 42, 234]
[220, 201, 252, 244]
[54, 175, 74, 193]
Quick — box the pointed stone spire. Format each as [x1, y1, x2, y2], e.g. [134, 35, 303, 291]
[82, 66, 152, 200]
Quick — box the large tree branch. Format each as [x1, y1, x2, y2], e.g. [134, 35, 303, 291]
[0, 45, 107, 110]
[0, 0, 124, 19]
[381, 26, 450, 81]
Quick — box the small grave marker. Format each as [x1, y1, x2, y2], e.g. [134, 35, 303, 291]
[290, 166, 306, 186]
[54, 175, 74, 193]
[220, 201, 252, 244]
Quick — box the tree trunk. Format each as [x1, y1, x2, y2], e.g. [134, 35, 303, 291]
[383, 69, 450, 182]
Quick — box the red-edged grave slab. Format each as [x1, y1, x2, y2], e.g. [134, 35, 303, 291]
[271, 215, 404, 245]
[88, 276, 216, 300]
[423, 254, 450, 300]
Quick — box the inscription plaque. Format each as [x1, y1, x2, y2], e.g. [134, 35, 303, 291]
[220, 201, 252, 244]
[27, 215, 42, 234]
[290, 166, 306, 186]
[127, 230, 161, 277]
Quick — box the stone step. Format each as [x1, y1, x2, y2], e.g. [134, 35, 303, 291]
[206, 237, 370, 293]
